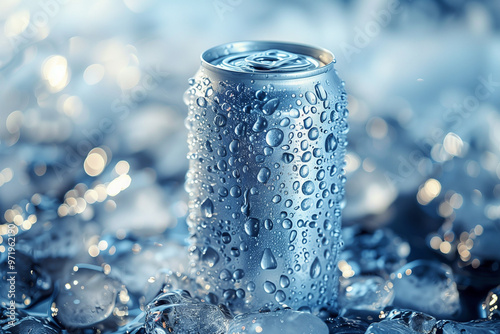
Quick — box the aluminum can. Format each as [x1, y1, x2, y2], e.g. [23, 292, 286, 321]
[184, 41, 348, 313]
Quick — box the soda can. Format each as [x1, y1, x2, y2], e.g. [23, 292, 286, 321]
[184, 41, 348, 313]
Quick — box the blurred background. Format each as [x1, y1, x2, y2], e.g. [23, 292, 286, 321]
[1, 0, 500, 330]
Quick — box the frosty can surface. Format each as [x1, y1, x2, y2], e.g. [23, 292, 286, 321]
[184, 41, 348, 313]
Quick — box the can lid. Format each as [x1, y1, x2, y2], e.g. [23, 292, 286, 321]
[201, 41, 335, 79]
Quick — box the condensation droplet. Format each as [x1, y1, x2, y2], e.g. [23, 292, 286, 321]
[305, 91, 317, 105]
[253, 116, 267, 132]
[280, 275, 290, 288]
[233, 269, 244, 280]
[222, 232, 232, 244]
[289, 108, 300, 118]
[325, 133, 338, 153]
[229, 139, 240, 153]
[301, 198, 313, 211]
[310, 257, 321, 278]
[247, 282, 256, 292]
[244, 218, 260, 237]
[266, 129, 284, 147]
[261, 248, 277, 270]
[214, 114, 227, 127]
[263, 281, 276, 294]
[218, 187, 228, 197]
[275, 290, 286, 303]
[302, 181, 315, 195]
[264, 219, 273, 230]
[282, 219, 292, 230]
[257, 167, 271, 183]
[308, 127, 319, 140]
[230, 186, 242, 198]
[202, 246, 219, 267]
[262, 98, 280, 115]
[196, 97, 207, 107]
[280, 117, 290, 127]
[299, 165, 309, 178]
[201, 198, 214, 218]
[281, 153, 294, 164]
[220, 269, 231, 280]
[235, 123, 246, 136]
[315, 83, 327, 101]
[303, 117, 313, 129]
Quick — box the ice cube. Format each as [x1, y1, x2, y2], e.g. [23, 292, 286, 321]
[340, 226, 410, 278]
[338, 276, 394, 311]
[16, 215, 84, 262]
[53, 264, 122, 328]
[145, 290, 232, 334]
[226, 309, 328, 334]
[365, 309, 437, 334]
[102, 237, 188, 305]
[391, 260, 460, 318]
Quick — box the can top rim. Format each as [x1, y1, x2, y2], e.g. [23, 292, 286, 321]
[201, 41, 335, 79]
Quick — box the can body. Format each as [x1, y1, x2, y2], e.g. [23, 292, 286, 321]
[184, 41, 348, 313]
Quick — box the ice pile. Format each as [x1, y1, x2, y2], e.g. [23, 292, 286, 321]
[390, 260, 461, 319]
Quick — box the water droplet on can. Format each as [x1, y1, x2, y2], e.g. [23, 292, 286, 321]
[302, 181, 315, 195]
[289, 108, 300, 118]
[257, 167, 271, 183]
[310, 257, 321, 278]
[201, 198, 214, 218]
[264, 219, 273, 230]
[315, 83, 327, 101]
[282, 219, 292, 230]
[308, 127, 319, 140]
[244, 218, 260, 237]
[235, 123, 247, 136]
[280, 117, 290, 127]
[261, 248, 277, 270]
[205, 140, 213, 152]
[282, 153, 294, 164]
[233, 269, 244, 280]
[262, 98, 280, 115]
[230, 186, 242, 197]
[255, 90, 266, 100]
[264, 281, 276, 294]
[325, 133, 338, 152]
[222, 232, 231, 244]
[303, 117, 313, 129]
[266, 129, 284, 147]
[229, 139, 240, 153]
[299, 165, 309, 178]
[247, 282, 256, 292]
[220, 269, 231, 280]
[202, 246, 219, 267]
[305, 91, 317, 105]
[280, 275, 290, 288]
[301, 198, 313, 211]
[275, 290, 286, 303]
[214, 114, 227, 127]
[253, 116, 267, 132]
